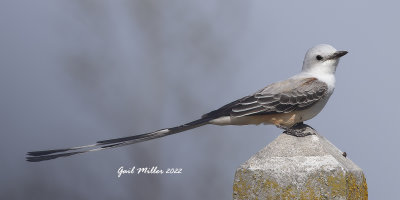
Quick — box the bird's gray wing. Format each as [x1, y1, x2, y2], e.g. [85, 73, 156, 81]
[230, 77, 328, 117]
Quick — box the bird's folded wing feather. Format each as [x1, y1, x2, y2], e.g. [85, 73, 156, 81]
[202, 77, 328, 118]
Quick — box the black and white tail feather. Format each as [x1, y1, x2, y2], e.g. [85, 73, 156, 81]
[26, 89, 248, 162]
[26, 117, 213, 162]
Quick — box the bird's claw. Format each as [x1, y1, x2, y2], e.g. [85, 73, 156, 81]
[277, 122, 317, 137]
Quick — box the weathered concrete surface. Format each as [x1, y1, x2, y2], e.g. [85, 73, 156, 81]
[233, 133, 368, 200]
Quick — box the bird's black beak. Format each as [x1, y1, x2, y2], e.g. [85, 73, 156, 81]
[328, 51, 348, 60]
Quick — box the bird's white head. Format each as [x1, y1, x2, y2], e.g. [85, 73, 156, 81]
[302, 44, 348, 75]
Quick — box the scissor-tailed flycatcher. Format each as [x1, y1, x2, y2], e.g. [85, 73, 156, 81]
[27, 44, 347, 162]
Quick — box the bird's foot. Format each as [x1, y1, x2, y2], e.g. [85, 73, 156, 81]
[277, 122, 317, 137]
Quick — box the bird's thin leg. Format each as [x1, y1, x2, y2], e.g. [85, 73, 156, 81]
[277, 122, 317, 137]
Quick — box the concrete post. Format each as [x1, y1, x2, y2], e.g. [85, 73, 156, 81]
[233, 131, 368, 200]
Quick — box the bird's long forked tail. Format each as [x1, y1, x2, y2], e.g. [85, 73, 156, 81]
[26, 118, 212, 162]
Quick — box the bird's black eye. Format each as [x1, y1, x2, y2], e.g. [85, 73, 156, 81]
[316, 55, 323, 60]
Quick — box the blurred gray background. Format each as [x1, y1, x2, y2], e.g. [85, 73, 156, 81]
[1, 0, 398, 199]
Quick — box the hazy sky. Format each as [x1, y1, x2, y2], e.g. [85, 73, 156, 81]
[1, 0, 399, 199]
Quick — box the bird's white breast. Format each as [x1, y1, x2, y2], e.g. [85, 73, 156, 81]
[296, 72, 335, 122]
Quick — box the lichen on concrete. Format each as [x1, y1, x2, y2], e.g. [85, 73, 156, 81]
[233, 133, 368, 200]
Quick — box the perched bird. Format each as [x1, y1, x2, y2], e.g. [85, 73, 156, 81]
[27, 44, 347, 162]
